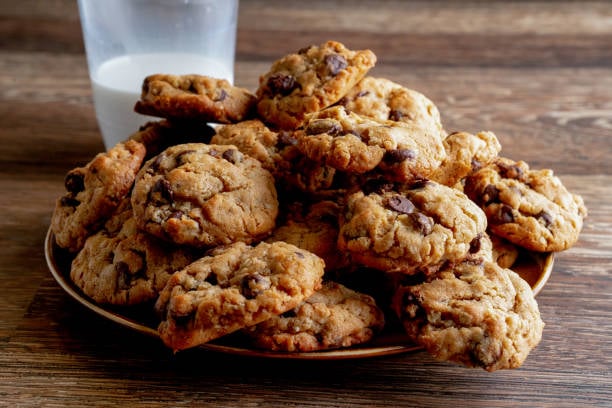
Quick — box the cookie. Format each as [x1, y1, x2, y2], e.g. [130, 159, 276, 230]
[70, 199, 200, 305]
[464, 157, 587, 252]
[50, 140, 146, 252]
[244, 281, 385, 352]
[266, 200, 349, 272]
[338, 76, 446, 139]
[256, 40, 376, 129]
[296, 105, 446, 181]
[429, 131, 501, 187]
[392, 259, 544, 371]
[338, 179, 488, 274]
[134, 74, 256, 123]
[131, 143, 278, 247]
[129, 119, 215, 159]
[155, 241, 325, 351]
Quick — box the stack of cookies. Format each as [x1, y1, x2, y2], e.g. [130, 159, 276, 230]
[51, 41, 587, 371]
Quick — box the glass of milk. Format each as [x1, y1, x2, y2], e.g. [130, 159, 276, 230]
[77, 0, 238, 149]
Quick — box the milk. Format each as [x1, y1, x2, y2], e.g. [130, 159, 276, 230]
[91, 53, 234, 149]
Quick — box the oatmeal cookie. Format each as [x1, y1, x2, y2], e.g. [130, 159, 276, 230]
[131, 143, 278, 247]
[155, 241, 325, 351]
[464, 157, 587, 252]
[338, 179, 488, 274]
[338, 76, 446, 139]
[429, 131, 501, 187]
[244, 281, 385, 352]
[296, 105, 446, 181]
[392, 259, 544, 371]
[50, 140, 146, 252]
[134, 74, 256, 123]
[70, 199, 200, 305]
[256, 40, 376, 129]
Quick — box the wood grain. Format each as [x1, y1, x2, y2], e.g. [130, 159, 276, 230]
[0, 0, 611, 407]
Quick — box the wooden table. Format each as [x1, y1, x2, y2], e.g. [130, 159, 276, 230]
[1, 1, 610, 406]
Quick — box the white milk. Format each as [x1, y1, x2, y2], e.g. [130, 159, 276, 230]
[91, 53, 233, 149]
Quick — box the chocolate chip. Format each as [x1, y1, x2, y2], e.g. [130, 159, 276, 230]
[64, 172, 85, 194]
[151, 178, 174, 203]
[324, 54, 348, 76]
[469, 234, 482, 253]
[294, 251, 305, 259]
[267, 73, 298, 95]
[356, 90, 370, 98]
[306, 119, 343, 136]
[386, 195, 415, 214]
[499, 204, 515, 223]
[205, 272, 218, 286]
[483, 184, 500, 205]
[59, 196, 80, 207]
[297, 45, 314, 55]
[280, 309, 297, 318]
[383, 149, 416, 164]
[277, 131, 298, 147]
[388, 110, 404, 121]
[410, 212, 434, 235]
[497, 161, 524, 180]
[215, 89, 228, 102]
[149, 154, 165, 173]
[241, 274, 271, 299]
[175, 149, 196, 165]
[538, 210, 554, 227]
[115, 261, 131, 290]
[222, 148, 241, 164]
[408, 178, 431, 190]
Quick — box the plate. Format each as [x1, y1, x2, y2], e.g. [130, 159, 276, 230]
[45, 228, 553, 360]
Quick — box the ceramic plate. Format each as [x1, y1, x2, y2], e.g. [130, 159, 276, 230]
[45, 228, 553, 360]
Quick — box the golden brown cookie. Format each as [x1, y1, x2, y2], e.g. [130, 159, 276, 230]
[464, 157, 587, 252]
[392, 259, 544, 371]
[244, 281, 385, 352]
[256, 40, 376, 129]
[131, 143, 278, 247]
[155, 241, 325, 351]
[51, 140, 146, 252]
[134, 74, 256, 123]
[338, 179, 488, 274]
[338, 76, 446, 139]
[296, 105, 446, 182]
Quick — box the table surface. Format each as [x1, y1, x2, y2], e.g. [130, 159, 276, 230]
[1, 1, 611, 407]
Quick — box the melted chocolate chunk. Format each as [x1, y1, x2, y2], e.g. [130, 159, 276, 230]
[388, 110, 404, 122]
[241, 274, 272, 299]
[151, 178, 174, 203]
[538, 210, 554, 227]
[497, 161, 524, 180]
[64, 172, 85, 194]
[408, 178, 431, 190]
[362, 179, 396, 195]
[469, 234, 482, 254]
[383, 149, 416, 164]
[386, 195, 415, 214]
[410, 212, 434, 235]
[222, 148, 241, 164]
[499, 204, 515, 223]
[306, 119, 343, 136]
[267, 73, 298, 95]
[277, 131, 298, 146]
[483, 184, 500, 205]
[324, 54, 348, 76]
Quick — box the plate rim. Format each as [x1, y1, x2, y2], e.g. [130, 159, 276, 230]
[44, 227, 553, 360]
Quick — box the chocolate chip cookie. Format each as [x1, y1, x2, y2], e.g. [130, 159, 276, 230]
[338, 179, 488, 274]
[131, 143, 278, 247]
[338, 76, 446, 139]
[256, 40, 376, 129]
[134, 74, 256, 123]
[51, 140, 146, 252]
[464, 157, 587, 252]
[392, 259, 544, 371]
[244, 281, 385, 352]
[155, 241, 325, 351]
[296, 105, 446, 181]
[70, 199, 200, 305]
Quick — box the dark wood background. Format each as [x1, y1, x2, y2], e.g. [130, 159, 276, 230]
[1, 1, 610, 406]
